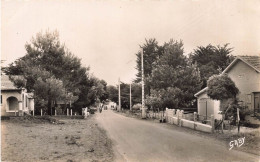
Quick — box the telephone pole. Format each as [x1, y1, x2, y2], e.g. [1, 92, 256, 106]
[130, 83, 132, 111]
[141, 49, 146, 118]
[118, 78, 121, 111]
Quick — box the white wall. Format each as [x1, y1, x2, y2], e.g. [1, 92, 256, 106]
[226, 60, 260, 110]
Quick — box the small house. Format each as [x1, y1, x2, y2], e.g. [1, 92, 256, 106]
[195, 56, 260, 119]
[1, 75, 34, 116]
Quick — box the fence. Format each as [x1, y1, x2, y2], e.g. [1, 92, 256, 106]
[165, 108, 214, 133]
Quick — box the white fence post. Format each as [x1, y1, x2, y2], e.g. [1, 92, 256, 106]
[41, 109, 43, 116]
[71, 109, 72, 116]
[211, 114, 215, 133]
[194, 112, 197, 122]
[165, 108, 168, 122]
[67, 108, 69, 116]
[180, 110, 184, 126]
[55, 109, 57, 116]
[176, 109, 180, 126]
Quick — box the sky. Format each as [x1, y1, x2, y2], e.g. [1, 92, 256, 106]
[1, 0, 260, 85]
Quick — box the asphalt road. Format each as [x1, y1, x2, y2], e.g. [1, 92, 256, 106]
[96, 110, 259, 162]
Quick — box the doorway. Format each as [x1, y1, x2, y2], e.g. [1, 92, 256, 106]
[7, 96, 18, 111]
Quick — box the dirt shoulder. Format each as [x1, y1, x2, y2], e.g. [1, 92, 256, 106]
[1, 115, 114, 162]
[116, 110, 260, 156]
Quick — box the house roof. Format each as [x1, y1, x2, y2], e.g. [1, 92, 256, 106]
[195, 55, 260, 97]
[194, 87, 208, 97]
[1, 75, 21, 90]
[222, 55, 260, 74]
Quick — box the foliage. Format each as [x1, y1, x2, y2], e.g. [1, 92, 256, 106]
[3, 30, 105, 114]
[189, 44, 234, 88]
[132, 103, 142, 110]
[87, 76, 108, 105]
[148, 40, 202, 108]
[145, 89, 163, 110]
[207, 74, 239, 100]
[107, 83, 141, 109]
[135, 38, 164, 95]
[107, 85, 118, 103]
[131, 83, 142, 105]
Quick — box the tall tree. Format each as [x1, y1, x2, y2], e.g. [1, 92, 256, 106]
[3, 30, 91, 114]
[135, 38, 163, 95]
[189, 44, 234, 88]
[149, 40, 202, 108]
[87, 76, 109, 106]
[107, 85, 118, 103]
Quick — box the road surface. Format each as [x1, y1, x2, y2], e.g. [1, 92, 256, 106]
[96, 110, 259, 162]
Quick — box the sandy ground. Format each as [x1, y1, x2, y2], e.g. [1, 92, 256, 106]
[1, 115, 114, 162]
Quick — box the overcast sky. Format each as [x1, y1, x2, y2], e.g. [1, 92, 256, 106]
[1, 0, 260, 85]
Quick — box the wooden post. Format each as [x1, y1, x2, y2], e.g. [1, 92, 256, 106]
[41, 109, 43, 116]
[141, 49, 146, 119]
[130, 83, 132, 111]
[211, 115, 215, 133]
[118, 78, 121, 111]
[67, 108, 69, 116]
[55, 109, 57, 116]
[71, 109, 72, 116]
[194, 112, 197, 122]
[221, 117, 224, 134]
[18, 101, 23, 116]
[177, 109, 180, 126]
[237, 108, 240, 134]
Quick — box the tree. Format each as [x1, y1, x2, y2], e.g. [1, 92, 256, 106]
[4, 30, 91, 114]
[145, 89, 163, 111]
[149, 40, 202, 108]
[87, 76, 109, 106]
[107, 82, 141, 109]
[135, 38, 164, 95]
[207, 74, 239, 101]
[131, 83, 142, 106]
[207, 74, 240, 131]
[189, 44, 234, 88]
[107, 85, 118, 103]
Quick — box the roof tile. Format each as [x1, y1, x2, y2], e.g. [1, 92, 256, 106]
[1, 75, 20, 90]
[239, 55, 260, 71]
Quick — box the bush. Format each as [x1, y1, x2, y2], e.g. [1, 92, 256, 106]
[132, 104, 141, 110]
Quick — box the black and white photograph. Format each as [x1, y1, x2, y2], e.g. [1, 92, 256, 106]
[1, 0, 260, 161]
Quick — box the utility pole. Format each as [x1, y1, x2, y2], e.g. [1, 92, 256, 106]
[130, 83, 132, 111]
[141, 49, 146, 118]
[118, 78, 121, 111]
